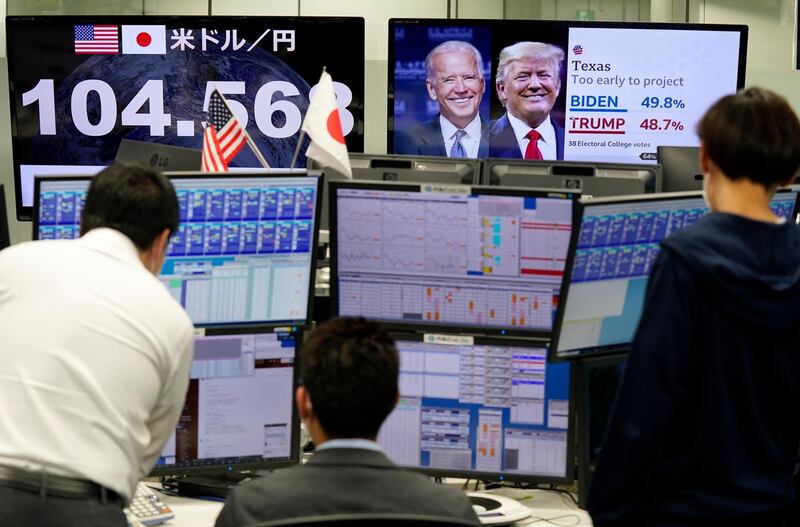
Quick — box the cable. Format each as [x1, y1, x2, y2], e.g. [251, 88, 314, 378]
[519, 513, 582, 526]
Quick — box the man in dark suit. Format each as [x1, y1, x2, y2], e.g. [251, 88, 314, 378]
[395, 40, 489, 158]
[215, 317, 480, 526]
[489, 41, 565, 160]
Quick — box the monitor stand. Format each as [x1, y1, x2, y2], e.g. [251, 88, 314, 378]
[161, 472, 259, 499]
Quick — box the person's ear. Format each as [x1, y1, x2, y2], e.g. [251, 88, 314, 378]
[425, 79, 437, 101]
[699, 141, 711, 176]
[140, 228, 171, 275]
[496, 80, 507, 107]
[295, 386, 313, 421]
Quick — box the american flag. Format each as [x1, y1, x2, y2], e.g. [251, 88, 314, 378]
[202, 89, 246, 172]
[573, 45, 584, 55]
[74, 24, 119, 54]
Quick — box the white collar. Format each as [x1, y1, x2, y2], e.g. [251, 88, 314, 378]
[315, 438, 384, 453]
[506, 111, 556, 147]
[439, 113, 482, 140]
[76, 228, 144, 268]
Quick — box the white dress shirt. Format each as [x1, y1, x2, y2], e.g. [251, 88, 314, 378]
[506, 112, 558, 160]
[0, 228, 194, 503]
[439, 114, 482, 158]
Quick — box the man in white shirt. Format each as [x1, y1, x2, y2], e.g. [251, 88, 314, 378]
[394, 40, 489, 159]
[0, 163, 194, 526]
[489, 41, 566, 160]
[215, 317, 480, 526]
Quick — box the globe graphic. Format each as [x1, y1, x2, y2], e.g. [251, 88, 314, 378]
[30, 47, 311, 168]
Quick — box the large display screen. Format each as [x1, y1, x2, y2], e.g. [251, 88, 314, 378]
[33, 173, 321, 327]
[389, 19, 746, 164]
[378, 333, 572, 483]
[330, 181, 576, 338]
[153, 326, 299, 475]
[552, 189, 799, 361]
[8, 16, 365, 219]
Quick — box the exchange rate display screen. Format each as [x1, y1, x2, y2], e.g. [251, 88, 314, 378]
[8, 16, 364, 219]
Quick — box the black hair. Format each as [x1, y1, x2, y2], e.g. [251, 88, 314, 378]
[80, 162, 179, 250]
[300, 317, 399, 439]
[697, 87, 800, 186]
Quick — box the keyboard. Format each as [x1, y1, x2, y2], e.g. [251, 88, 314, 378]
[124, 482, 175, 526]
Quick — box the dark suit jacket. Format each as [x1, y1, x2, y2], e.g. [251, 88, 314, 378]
[214, 448, 480, 526]
[488, 114, 565, 160]
[394, 116, 489, 158]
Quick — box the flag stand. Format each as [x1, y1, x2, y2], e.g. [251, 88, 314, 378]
[289, 130, 307, 170]
[214, 89, 271, 169]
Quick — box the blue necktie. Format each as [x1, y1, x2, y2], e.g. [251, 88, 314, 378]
[450, 129, 467, 158]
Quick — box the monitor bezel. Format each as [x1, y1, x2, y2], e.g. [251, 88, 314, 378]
[329, 179, 580, 339]
[481, 158, 662, 193]
[574, 353, 626, 507]
[385, 329, 576, 485]
[149, 324, 303, 477]
[387, 18, 748, 158]
[32, 171, 323, 329]
[0, 184, 10, 250]
[656, 146, 703, 193]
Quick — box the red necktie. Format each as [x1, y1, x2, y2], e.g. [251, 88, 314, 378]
[525, 130, 543, 160]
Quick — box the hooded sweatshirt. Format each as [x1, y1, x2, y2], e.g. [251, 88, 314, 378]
[588, 211, 800, 527]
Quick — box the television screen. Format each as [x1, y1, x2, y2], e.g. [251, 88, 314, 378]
[378, 332, 573, 484]
[7, 15, 365, 219]
[330, 180, 577, 338]
[389, 19, 746, 164]
[152, 326, 300, 477]
[33, 173, 321, 327]
[551, 189, 800, 361]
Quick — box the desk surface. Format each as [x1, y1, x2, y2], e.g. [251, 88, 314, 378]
[158, 484, 592, 527]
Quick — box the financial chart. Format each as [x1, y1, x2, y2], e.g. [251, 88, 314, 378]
[377, 336, 571, 480]
[555, 190, 798, 358]
[36, 175, 318, 325]
[335, 187, 574, 333]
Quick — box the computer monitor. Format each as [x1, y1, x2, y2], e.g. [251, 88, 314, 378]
[483, 159, 660, 196]
[330, 180, 578, 338]
[312, 153, 481, 232]
[0, 185, 10, 250]
[115, 139, 203, 172]
[33, 172, 321, 326]
[551, 189, 800, 361]
[574, 355, 625, 508]
[657, 146, 703, 192]
[151, 325, 300, 496]
[378, 332, 573, 484]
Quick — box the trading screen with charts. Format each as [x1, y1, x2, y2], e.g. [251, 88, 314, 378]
[378, 335, 571, 481]
[333, 185, 574, 335]
[34, 175, 319, 325]
[155, 329, 297, 470]
[554, 190, 799, 359]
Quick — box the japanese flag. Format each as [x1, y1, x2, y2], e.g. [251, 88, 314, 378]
[121, 25, 166, 54]
[301, 70, 352, 178]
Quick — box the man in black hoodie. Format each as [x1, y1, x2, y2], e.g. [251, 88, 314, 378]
[588, 87, 800, 526]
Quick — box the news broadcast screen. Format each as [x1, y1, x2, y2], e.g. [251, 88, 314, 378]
[389, 20, 746, 164]
[7, 16, 365, 219]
